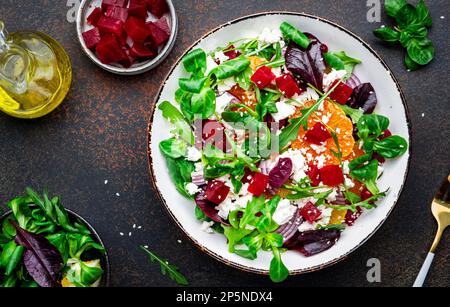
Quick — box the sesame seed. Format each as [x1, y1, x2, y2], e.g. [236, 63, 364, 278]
[116, 193, 120, 197]
[104, 180, 108, 184]
[421, 113, 425, 117]
[119, 232, 124, 236]
[138, 226, 142, 229]
[177, 240, 182, 244]
[128, 232, 132, 237]
[133, 224, 136, 229]
[440, 16, 445, 19]
[144, 245, 149, 249]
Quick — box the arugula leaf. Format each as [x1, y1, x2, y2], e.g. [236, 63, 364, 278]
[140, 246, 189, 286]
[279, 81, 341, 149]
[280, 22, 310, 49]
[182, 49, 207, 76]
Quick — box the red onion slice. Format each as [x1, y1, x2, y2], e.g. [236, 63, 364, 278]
[346, 73, 361, 89]
[276, 209, 304, 243]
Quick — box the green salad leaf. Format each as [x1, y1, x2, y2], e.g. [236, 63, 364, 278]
[280, 22, 310, 49]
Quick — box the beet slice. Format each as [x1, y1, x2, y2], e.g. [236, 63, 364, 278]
[128, 0, 148, 20]
[96, 35, 128, 64]
[147, 0, 169, 18]
[102, 0, 128, 11]
[285, 229, 341, 257]
[105, 5, 129, 23]
[147, 21, 170, 46]
[125, 17, 152, 43]
[97, 16, 124, 39]
[87, 7, 103, 26]
[129, 42, 156, 59]
[82, 27, 102, 50]
[154, 17, 171, 35]
[195, 189, 228, 224]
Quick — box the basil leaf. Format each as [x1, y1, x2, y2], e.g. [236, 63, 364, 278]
[416, 0, 432, 27]
[405, 53, 420, 71]
[373, 27, 400, 42]
[191, 87, 216, 119]
[159, 138, 188, 159]
[178, 77, 207, 94]
[373, 135, 408, 158]
[396, 4, 418, 28]
[407, 38, 434, 65]
[212, 56, 251, 80]
[182, 49, 207, 76]
[384, 0, 407, 17]
[280, 22, 310, 49]
[404, 24, 428, 38]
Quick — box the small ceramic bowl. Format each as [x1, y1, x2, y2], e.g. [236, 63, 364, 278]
[0, 207, 110, 287]
[76, 0, 178, 75]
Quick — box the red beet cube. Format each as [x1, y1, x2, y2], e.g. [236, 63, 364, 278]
[120, 47, 136, 68]
[251, 66, 276, 89]
[319, 165, 344, 187]
[306, 163, 321, 187]
[129, 42, 155, 59]
[87, 8, 103, 26]
[147, 22, 170, 46]
[304, 122, 331, 145]
[329, 80, 353, 104]
[247, 173, 269, 196]
[380, 129, 392, 140]
[223, 45, 241, 60]
[154, 17, 171, 36]
[275, 74, 303, 98]
[360, 187, 373, 201]
[128, 1, 148, 20]
[102, 0, 128, 11]
[345, 207, 363, 226]
[125, 17, 151, 43]
[205, 181, 230, 205]
[98, 16, 124, 39]
[105, 6, 128, 23]
[96, 35, 128, 64]
[82, 27, 102, 49]
[300, 202, 322, 224]
[147, 0, 169, 18]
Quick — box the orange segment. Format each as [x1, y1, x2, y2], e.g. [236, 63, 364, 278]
[249, 56, 266, 71]
[291, 99, 355, 166]
[329, 209, 347, 225]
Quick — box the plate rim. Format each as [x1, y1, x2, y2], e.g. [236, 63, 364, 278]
[146, 11, 412, 275]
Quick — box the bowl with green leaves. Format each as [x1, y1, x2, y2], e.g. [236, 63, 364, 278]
[0, 188, 110, 287]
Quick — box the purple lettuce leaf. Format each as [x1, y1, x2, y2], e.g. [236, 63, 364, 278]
[195, 190, 228, 225]
[347, 83, 378, 114]
[12, 222, 63, 287]
[269, 158, 293, 189]
[285, 42, 326, 91]
[284, 229, 341, 257]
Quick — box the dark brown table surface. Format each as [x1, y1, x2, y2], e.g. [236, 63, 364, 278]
[0, 0, 449, 287]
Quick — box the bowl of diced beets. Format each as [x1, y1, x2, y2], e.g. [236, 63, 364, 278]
[77, 0, 177, 75]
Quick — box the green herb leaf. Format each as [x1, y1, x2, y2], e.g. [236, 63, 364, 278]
[357, 114, 390, 140]
[212, 56, 251, 80]
[182, 49, 207, 76]
[407, 38, 434, 65]
[269, 247, 289, 283]
[280, 22, 310, 49]
[159, 101, 194, 145]
[159, 138, 188, 159]
[350, 159, 379, 195]
[373, 135, 408, 158]
[373, 27, 400, 42]
[178, 77, 207, 94]
[396, 4, 418, 28]
[405, 53, 421, 70]
[140, 246, 189, 286]
[385, 0, 407, 17]
[416, 0, 432, 27]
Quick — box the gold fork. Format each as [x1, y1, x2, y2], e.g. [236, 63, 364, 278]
[413, 175, 450, 287]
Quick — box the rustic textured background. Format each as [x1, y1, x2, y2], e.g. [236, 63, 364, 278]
[0, 0, 449, 287]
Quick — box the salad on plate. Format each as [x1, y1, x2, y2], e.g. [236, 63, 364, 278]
[157, 21, 408, 282]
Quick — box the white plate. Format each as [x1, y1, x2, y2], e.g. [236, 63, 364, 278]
[147, 12, 411, 275]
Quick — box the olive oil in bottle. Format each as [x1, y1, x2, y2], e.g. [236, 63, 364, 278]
[0, 21, 72, 119]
